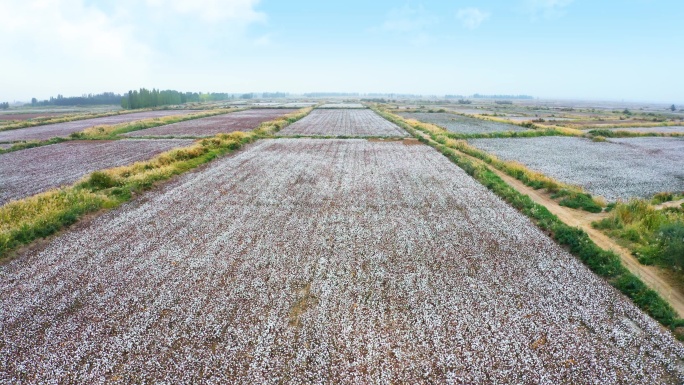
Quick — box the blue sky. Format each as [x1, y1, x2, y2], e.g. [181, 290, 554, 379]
[1, 0, 682, 102]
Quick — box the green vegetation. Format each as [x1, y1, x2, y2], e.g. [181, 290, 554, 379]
[372, 105, 683, 336]
[121, 88, 234, 109]
[72, 108, 241, 139]
[0, 137, 69, 154]
[0, 109, 240, 155]
[1, 102, 9, 110]
[0, 110, 142, 132]
[388, 110, 603, 213]
[587, 129, 673, 138]
[29, 92, 122, 107]
[594, 199, 684, 273]
[0, 107, 313, 261]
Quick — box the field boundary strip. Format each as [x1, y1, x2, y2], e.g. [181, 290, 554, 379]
[0, 108, 245, 154]
[396, 107, 684, 131]
[383, 107, 605, 213]
[0, 107, 314, 261]
[0, 108, 161, 133]
[373, 105, 684, 338]
[398, 115, 584, 140]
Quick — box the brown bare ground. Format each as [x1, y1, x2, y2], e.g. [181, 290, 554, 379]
[655, 199, 684, 210]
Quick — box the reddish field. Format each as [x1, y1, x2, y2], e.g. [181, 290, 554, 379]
[279, 109, 407, 136]
[0, 110, 200, 142]
[0, 112, 68, 121]
[124, 109, 298, 137]
[0, 139, 194, 205]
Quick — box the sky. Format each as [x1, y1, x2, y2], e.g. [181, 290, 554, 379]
[1, 0, 682, 103]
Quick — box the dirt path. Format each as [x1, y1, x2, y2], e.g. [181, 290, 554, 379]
[388, 124, 684, 317]
[456, 148, 684, 317]
[655, 199, 684, 210]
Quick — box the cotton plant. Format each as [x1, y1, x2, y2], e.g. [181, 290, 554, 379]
[1, 139, 683, 383]
[279, 110, 407, 137]
[469, 136, 684, 201]
[0, 139, 194, 204]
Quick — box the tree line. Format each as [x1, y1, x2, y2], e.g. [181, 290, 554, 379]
[1, 102, 9, 110]
[29, 92, 123, 107]
[120, 88, 234, 109]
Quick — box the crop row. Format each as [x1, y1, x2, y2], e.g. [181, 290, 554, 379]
[279, 109, 407, 137]
[1, 139, 682, 383]
[124, 109, 299, 137]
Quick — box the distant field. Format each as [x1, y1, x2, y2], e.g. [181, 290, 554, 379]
[0, 112, 68, 121]
[318, 103, 365, 108]
[2, 139, 682, 383]
[468, 136, 684, 201]
[608, 126, 684, 134]
[0, 110, 199, 142]
[279, 109, 407, 137]
[124, 109, 298, 137]
[0, 139, 193, 204]
[399, 112, 525, 134]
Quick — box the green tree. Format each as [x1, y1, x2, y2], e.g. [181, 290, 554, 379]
[671, 104, 677, 112]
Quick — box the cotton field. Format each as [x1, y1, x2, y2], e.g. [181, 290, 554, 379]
[399, 112, 526, 134]
[124, 109, 298, 137]
[0, 139, 194, 204]
[0, 110, 199, 142]
[279, 109, 407, 137]
[468, 136, 684, 201]
[607, 126, 684, 134]
[1, 139, 682, 384]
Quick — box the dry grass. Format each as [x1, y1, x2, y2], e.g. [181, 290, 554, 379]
[0, 107, 314, 259]
[78, 109, 241, 138]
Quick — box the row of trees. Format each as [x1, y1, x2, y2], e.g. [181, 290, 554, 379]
[29, 92, 122, 107]
[120, 88, 234, 109]
[1, 102, 9, 109]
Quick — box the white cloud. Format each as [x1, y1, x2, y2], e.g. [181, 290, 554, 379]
[524, 0, 574, 19]
[0, 0, 152, 100]
[382, 5, 437, 33]
[0, 0, 268, 100]
[456, 7, 491, 30]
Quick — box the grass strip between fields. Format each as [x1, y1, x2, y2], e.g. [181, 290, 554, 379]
[392, 107, 684, 134]
[0, 108, 155, 132]
[0, 107, 313, 261]
[381, 108, 605, 213]
[373, 105, 684, 337]
[594, 199, 684, 276]
[0, 108, 244, 154]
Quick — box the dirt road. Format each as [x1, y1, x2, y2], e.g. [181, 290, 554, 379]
[460, 152, 684, 317]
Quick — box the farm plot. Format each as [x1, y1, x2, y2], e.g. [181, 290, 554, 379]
[0, 112, 68, 121]
[1, 139, 683, 384]
[469, 136, 684, 201]
[319, 103, 366, 108]
[608, 126, 684, 134]
[124, 109, 297, 137]
[279, 109, 407, 136]
[0, 110, 199, 142]
[0, 139, 193, 205]
[399, 112, 526, 134]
